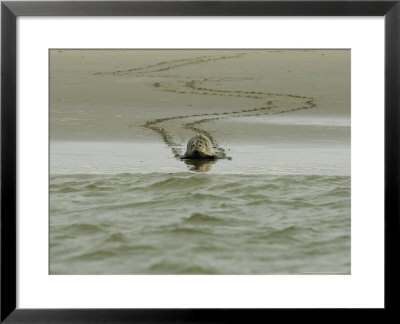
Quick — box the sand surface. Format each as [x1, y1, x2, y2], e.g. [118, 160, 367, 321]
[50, 49, 350, 151]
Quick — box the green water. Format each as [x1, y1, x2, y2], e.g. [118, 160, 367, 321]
[50, 166, 350, 274]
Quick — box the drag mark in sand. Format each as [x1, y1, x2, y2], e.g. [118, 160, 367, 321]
[95, 52, 318, 160]
[94, 53, 247, 76]
[145, 78, 317, 159]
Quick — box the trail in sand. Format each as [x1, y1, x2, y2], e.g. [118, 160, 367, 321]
[95, 52, 318, 159]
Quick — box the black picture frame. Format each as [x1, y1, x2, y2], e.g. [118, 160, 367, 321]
[1, 1, 399, 322]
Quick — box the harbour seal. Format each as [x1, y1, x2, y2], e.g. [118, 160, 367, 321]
[182, 134, 216, 159]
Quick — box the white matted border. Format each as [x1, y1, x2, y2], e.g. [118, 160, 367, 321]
[17, 17, 384, 308]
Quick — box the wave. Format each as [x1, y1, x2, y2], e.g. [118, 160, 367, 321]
[183, 213, 224, 223]
[50, 172, 350, 274]
[50, 173, 350, 214]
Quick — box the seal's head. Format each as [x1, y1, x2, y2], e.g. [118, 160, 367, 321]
[190, 138, 208, 156]
[183, 134, 216, 159]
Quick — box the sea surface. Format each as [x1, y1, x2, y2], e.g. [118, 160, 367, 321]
[50, 141, 351, 274]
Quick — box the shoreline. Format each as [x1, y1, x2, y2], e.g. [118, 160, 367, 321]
[50, 140, 350, 176]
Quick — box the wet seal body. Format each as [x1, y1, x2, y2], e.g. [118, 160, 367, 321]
[182, 135, 216, 159]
